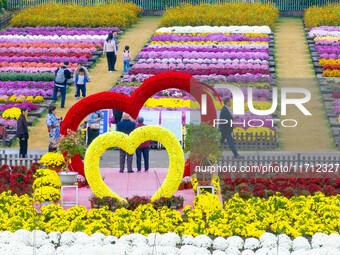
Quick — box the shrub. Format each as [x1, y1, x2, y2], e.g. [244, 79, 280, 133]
[11, 2, 142, 29]
[159, 3, 279, 29]
[304, 3, 340, 29]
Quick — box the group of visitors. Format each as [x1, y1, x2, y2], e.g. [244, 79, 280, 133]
[103, 31, 131, 73]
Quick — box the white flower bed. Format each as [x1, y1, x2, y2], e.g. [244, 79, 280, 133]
[156, 26, 272, 34]
[1, 231, 340, 254]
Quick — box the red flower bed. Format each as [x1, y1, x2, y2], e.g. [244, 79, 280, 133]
[0, 163, 41, 196]
[0, 52, 92, 58]
[221, 165, 340, 199]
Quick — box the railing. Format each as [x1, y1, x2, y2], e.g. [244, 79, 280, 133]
[218, 152, 340, 171]
[6, 0, 339, 10]
[0, 13, 13, 29]
[0, 150, 43, 167]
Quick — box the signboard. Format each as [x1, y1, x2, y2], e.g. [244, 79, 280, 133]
[161, 111, 183, 141]
[99, 109, 109, 134]
[185, 111, 201, 125]
[139, 111, 160, 126]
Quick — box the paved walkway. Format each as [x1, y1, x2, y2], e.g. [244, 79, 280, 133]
[275, 18, 335, 151]
[19, 17, 161, 150]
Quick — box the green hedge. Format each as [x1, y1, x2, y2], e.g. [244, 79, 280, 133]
[0, 72, 55, 82]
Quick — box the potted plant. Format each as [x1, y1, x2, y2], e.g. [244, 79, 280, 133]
[178, 180, 185, 190]
[40, 152, 65, 173]
[170, 199, 177, 209]
[56, 129, 86, 185]
[88, 192, 97, 208]
[183, 176, 192, 189]
[184, 123, 222, 186]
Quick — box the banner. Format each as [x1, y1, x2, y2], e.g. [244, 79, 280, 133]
[139, 111, 160, 126]
[161, 111, 183, 141]
[185, 111, 201, 125]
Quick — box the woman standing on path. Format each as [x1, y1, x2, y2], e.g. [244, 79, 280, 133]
[46, 106, 61, 152]
[87, 110, 103, 146]
[16, 107, 29, 158]
[103, 33, 117, 73]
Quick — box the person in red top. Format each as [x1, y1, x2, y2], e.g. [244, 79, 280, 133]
[135, 116, 151, 173]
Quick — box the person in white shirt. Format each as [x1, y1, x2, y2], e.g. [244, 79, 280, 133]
[74, 61, 91, 81]
[103, 33, 117, 73]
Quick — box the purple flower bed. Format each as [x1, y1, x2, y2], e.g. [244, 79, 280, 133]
[310, 26, 340, 32]
[315, 46, 340, 54]
[333, 99, 340, 114]
[0, 67, 76, 73]
[120, 73, 273, 83]
[151, 34, 270, 42]
[111, 85, 272, 101]
[0, 88, 53, 97]
[137, 58, 269, 65]
[140, 47, 268, 53]
[0, 56, 88, 64]
[315, 40, 340, 46]
[0, 38, 105, 45]
[137, 51, 269, 60]
[148, 43, 269, 50]
[0, 118, 17, 129]
[132, 63, 269, 71]
[0, 26, 119, 36]
[0, 81, 54, 89]
[0, 101, 38, 111]
[0, 47, 96, 54]
[233, 112, 275, 130]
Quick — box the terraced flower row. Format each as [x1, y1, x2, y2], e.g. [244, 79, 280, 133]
[114, 26, 277, 147]
[307, 26, 340, 146]
[0, 26, 114, 145]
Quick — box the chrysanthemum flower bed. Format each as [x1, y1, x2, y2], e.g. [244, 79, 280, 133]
[159, 3, 279, 29]
[10, 2, 142, 29]
[1, 191, 340, 239]
[304, 3, 340, 29]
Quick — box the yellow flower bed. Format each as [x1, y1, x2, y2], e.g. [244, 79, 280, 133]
[191, 173, 221, 194]
[1, 95, 44, 103]
[323, 69, 340, 77]
[2, 107, 21, 120]
[40, 152, 65, 168]
[84, 125, 185, 202]
[319, 59, 340, 66]
[233, 127, 277, 141]
[159, 3, 279, 29]
[2, 191, 339, 238]
[11, 2, 142, 28]
[314, 36, 340, 41]
[304, 3, 340, 29]
[33, 169, 61, 203]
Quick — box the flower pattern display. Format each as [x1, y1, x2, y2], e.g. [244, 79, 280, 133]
[84, 125, 185, 202]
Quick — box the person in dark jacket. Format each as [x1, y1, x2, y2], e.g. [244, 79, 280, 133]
[219, 98, 243, 159]
[16, 107, 29, 158]
[116, 113, 136, 173]
[52, 61, 71, 108]
[135, 117, 150, 173]
[114, 109, 123, 124]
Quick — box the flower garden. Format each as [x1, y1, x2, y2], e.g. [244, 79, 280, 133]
[305, 4, 340, 146]
[112, 2, 279, 149]
[0, 2, 142, 146]
[1, 1, 340, 254]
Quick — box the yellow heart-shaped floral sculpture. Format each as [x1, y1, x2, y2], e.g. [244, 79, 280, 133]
[84, 125, 185, 202]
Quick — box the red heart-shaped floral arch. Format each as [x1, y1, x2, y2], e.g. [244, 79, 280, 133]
[60, 71, 219, 177]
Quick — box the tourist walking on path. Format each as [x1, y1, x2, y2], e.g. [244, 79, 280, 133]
[74, 68, 88, 99]
[116, 113, 136, 173]
[87, 110, 103, 146]
[103, 33, 117, 73]
[123, 45, 131, 73]
[17, 107, 29, 158]
[46, 106, 61, 152]
[74, 61, 91, 81]
[53, 61, 71, 108]
[219, 98, 243, 159]
[135, 116, 150, 173]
